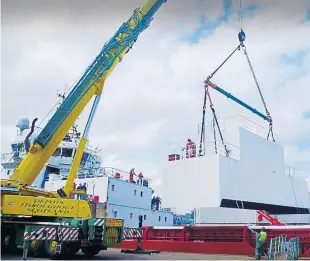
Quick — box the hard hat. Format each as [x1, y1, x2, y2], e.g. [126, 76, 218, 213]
[261, 227, 266, 231]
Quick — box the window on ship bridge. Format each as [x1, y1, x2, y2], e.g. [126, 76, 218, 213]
[53, 148, 61, 156]
[140, 191, 143, 197]
[11, 144, 18, 152]
[165, 217, 167, 222]
[130, 213, 133, 219]
[114, 211, 117, 218]
[112, 184, 115, 191]
[134, 190, 137, 196]
[144, 215, 146, 220]
[62, 148, 73, 157]
[81, 152, 90, 162]
[158, 216, 161, 222]
[17, 143, 25, 152]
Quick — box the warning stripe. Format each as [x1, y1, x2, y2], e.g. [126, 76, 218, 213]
[24, 227, 57, 240]
[58, 227, 79, 241]
[123, 228, 142, 239]
[23, 227, 79, 241]
[29, 227, 45, 240]
[46, 228, 57, 240]
[94, 218, 105, 226]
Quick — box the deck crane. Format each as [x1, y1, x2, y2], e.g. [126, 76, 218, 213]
[1, 0, 167, 258]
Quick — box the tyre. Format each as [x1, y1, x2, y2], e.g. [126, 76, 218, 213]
[29, 240, 44, 257]
[43, 240, 59, 258]
[61, 242, 81, 258]
[81, 247, 101, 257]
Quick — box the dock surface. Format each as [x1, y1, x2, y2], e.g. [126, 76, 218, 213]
[2, 248, 254, 260]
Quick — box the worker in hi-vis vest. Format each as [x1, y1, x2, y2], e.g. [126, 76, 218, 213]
[255, 227, 267, 260]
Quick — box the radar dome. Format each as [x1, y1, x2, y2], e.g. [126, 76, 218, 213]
[16, 118, 30, 131]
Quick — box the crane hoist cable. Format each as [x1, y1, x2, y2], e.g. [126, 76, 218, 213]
[213, 117, 218, 154]
[199, 43, 243, 156]
[199, 1, 274, 156]
[204, 44, 242, 85]
[200, 29, 275, 147]
[239, 39, 275, 142]
[237, 0, 275, 142]
[198, 86, 230, 157]
[206, 88, 230, 157]
[198, 89, 207, 156]
[199, 44, 242, 157]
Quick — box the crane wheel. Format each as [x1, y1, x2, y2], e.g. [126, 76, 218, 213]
[81, 247, 101, 257]
[43, 240, 59, 258]
[1, 228, 16, 254]
[61, 242, 81, 258]
[29, 240, 44, 257]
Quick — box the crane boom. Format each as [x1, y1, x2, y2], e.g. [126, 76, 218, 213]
[7, 0, 167, 187]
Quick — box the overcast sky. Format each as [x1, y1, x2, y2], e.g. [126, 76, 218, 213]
[1, 0, 310, 194]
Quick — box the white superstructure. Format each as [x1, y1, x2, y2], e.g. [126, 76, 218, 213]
[163, 115, 310, 224]
[44, 168, 174, 227]
[1, 117, 102, 188]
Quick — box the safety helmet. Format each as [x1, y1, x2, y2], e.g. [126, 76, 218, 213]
[261, 227, 266, 231]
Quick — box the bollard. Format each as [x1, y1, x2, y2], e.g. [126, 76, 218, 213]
[121, 216, 160, 255]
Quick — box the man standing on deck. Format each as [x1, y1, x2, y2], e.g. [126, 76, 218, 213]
[255, 227, 267, 260]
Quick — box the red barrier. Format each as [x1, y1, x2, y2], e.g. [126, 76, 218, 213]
[114, 240, 254, 256]
[113, 225, 310, 257]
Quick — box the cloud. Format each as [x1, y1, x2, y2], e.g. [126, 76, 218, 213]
[1, 0, 310, 198]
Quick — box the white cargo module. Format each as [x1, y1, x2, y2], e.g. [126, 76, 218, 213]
[163, 125, 309, 224]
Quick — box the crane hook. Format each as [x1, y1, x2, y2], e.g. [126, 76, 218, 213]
[238, 29, 246, 45]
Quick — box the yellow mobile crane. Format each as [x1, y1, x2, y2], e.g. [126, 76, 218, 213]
[1, 0, 167, 258]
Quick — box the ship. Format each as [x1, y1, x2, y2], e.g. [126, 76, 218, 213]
[0, 117, 174, 228]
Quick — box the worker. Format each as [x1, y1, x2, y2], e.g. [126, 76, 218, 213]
[82, 182, 87, 192]
[255, 227, 267, 260]
[138, 172, 143, 185]
[185, 138, 192, 159]
[190, 140, 197, 158]
[76, 183, 82, 199]
[129, 168, 135, 183]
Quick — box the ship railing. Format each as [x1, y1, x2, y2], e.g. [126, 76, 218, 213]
[75, 167, 105, 179]
[1, 152, 14, 163]
[102, 167, 152, 187]
[206, 114, 280, 141]
[21, 126, 103, 157]
[84, 145, 103, 157]
[1, 152, 25, 164]
[285, 165, 308, 179]
[168, 140, 240, 161]
[167, 113, 283, 162]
